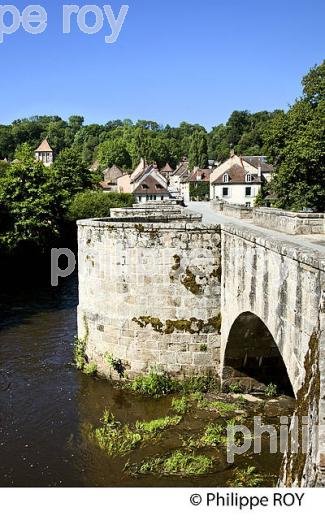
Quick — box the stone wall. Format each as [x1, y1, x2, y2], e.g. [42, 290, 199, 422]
[253, 207, 325, 235]
[77, 208, 222, 380]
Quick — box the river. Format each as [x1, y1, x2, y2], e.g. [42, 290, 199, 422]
[0, 275, 293, 487]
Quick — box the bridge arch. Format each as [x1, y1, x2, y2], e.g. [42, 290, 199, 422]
[222, 311, 295, 396]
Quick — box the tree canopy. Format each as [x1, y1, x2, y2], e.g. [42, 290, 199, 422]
[265, 60, 325, 211]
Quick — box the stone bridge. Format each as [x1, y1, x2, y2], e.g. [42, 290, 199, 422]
[77, 201, 325, 486]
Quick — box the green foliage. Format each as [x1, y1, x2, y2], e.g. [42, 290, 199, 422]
[105, 353, 127, 379]
[199, 423, 228, 447]
[171, 396, 191, 414]
[189, 182, 210, 201]
[197, 399, 238, 415]
[74, 338, 86, 370]
[83, 362, 98, 376]
[180, 375, 217, 394]
[227, 466, 263, 487]
[73, 337, 97, 376]
[97, 138, 132, 170]
[93, 410, 181, 457]
[265, 383, 278, 398]
[135, 415, 182, 434]
[66, 190, 134, 221]
[188, 130, 208, 169]
[266, 61, 325, 211]
[0, 144, 60, 251]
[130, 372, 177, 398]
[227, 383, 244, 394]
[132, 451, 213, 477]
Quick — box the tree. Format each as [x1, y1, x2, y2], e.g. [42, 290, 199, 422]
[50, 148, 93, 215]
[0, 144, 59, 251]
[97, 138, 132, 169]
[188, 130, 208, 169]
[266, 61, 325, 211]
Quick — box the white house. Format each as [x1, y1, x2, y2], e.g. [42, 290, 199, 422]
[210, 154, 274, 207]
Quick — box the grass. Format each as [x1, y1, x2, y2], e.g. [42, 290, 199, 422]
[129, 372, 177, 398]
[195, 396, 238, 415]
[200, 423, 227, 447]
[126, 372, 219, 398]
[135, 415, 182, 434]
[131, 450, 214, 477]
[171, 396, 192, 414]
[93, 410, 181, 457]
[227, 466, 264, 487]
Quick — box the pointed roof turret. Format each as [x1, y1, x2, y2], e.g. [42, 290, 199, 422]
[35, 139, 53, 153]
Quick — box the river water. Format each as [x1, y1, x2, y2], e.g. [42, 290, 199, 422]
[0, 276, 292, 487]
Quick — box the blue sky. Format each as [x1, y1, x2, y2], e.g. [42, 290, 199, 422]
[0, 0, 324, 128]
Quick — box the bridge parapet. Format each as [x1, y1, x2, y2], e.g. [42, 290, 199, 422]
[253, 207, 325, 235]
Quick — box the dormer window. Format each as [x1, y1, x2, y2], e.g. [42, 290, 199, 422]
[246, 174, 252, 182]
[223, 173, 229, 183]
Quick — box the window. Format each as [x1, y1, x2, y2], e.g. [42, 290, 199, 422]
[245, 202, 251, 208]
[142, 184, 149, 190]
[223, 173, 229, 183]
[245, 187, 252, 197]
[246, 174, 252, 182]
[222, 187, 229, 197]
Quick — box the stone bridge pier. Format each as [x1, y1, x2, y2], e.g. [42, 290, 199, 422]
[219, 222, 325, 486]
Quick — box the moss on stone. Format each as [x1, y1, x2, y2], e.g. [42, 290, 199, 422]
[181, 267, 202, 295]
[132, 314, 222, 335]
[132, 316, 164, 333]
[172, 255, 181, 271]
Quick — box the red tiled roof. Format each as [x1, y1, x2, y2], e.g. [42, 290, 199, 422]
[188, 168, 211, 182]
[133, 174, 170, 195]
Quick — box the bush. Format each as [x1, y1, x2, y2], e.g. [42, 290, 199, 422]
[66, 190, 134, 221]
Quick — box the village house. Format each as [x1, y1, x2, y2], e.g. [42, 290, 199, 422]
[168, 159, 190, 200]
[35, 139, 54, 167]
[210, 153, 274, 207]
[117, 159, 171, 202]
[99, 164, 124, 193]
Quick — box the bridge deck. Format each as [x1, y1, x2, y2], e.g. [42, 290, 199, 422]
[188, 202, 325, 261]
